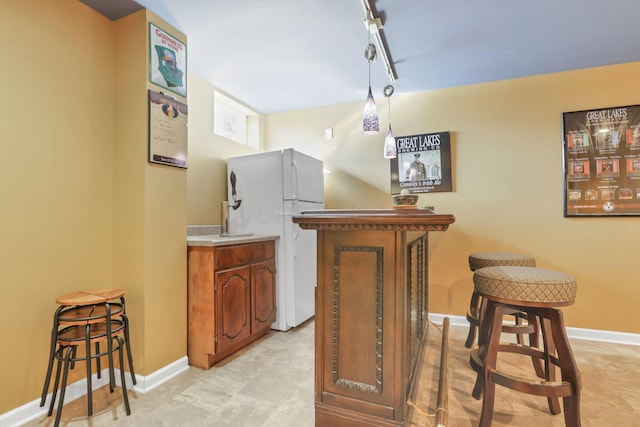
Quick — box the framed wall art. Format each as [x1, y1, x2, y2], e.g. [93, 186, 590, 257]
[149, 23, 187, 97]
[389, 131, 452, 194]
[148, 90, 188, 168]
[563, 104, 640, 216]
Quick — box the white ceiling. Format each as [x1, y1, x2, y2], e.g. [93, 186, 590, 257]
[133, 0, 640, 114]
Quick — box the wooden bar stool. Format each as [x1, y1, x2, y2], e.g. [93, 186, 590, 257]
[469, 266, 581, 426]
[465, 252, 537, 348]
[39, 290, 133, 426]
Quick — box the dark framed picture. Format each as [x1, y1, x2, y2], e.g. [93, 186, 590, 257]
[389, 131, 453, 194]
[562, 104, 640, 216]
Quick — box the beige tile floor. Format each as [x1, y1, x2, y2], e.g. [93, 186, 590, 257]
[26, 319, 640, 426]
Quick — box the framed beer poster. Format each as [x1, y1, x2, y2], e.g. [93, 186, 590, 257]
[563, 104, 640, 216]
[389, 131, 452, 195]
[149, 23, 187, 97]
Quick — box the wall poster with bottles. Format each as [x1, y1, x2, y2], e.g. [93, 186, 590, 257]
[563, 104, 640, 216]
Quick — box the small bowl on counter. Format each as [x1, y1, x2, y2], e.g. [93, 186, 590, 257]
[392, 194, 418, 209]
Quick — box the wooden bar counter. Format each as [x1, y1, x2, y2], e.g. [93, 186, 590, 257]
[292, 209, 455, 427]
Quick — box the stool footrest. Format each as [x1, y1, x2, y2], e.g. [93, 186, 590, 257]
[501, 323, 536, 335]
[489, 369, 574, 398]
[466, 309, 480, 326]
[472, 342, 556, 363]
[497, 342, 561, 367]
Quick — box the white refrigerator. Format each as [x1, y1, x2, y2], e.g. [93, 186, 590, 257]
[226, 148, 324, 331]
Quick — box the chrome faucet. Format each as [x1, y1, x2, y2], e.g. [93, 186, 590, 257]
[221, 201, 229, 235]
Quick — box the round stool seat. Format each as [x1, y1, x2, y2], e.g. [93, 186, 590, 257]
[83, 288, 125, 300]
[469, 252, 536, 271]
[474, 266, 577, 306]
[55, 291, 107, 306]
[465, 252, 537, 348]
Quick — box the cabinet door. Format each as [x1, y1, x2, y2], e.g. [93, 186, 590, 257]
[250, 260, 276, 334]
[215, 266, 251, 352]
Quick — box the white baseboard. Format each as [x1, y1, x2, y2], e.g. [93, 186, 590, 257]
[0, 356, 189, 427]
[131, 356, 190, 394]
[428, 313, 640, 346]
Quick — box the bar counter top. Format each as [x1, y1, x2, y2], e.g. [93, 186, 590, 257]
[292, 208, 455, 231]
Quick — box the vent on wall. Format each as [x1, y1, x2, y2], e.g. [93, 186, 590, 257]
[78, 0, 144, 21]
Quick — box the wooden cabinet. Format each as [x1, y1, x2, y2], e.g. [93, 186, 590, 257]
[187, 240, 276, 369]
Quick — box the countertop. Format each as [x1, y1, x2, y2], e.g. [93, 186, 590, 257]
[187, 234, 279, 247]
[292, 208, 455, 232]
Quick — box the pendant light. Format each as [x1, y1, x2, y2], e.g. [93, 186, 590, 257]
[383, 84, 397, 159]
[362, 29, 379, 135]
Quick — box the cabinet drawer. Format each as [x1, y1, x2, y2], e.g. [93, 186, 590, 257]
[215, 241, 275, 270]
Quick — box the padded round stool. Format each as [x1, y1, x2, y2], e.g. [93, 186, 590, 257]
[465, 252, 537, 348]
[469, 266, 581, 426]
[39, 289, 134, 426]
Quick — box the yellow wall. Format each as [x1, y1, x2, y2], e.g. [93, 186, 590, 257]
[0, 1, 187, 414]
[0, 0, 115, 411]
[263, 62, 640, 334]
[112, 9, 189, 376]
[186, 75, 265, 225]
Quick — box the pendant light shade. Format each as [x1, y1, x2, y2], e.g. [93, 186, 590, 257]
[363, 85, 379, 135]
[362, 40, 379, 135]
[383, 124, 397, 158]
[383, 84, 396, 158]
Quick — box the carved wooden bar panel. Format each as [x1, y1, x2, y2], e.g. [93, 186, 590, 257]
[293, 209, 454, 427]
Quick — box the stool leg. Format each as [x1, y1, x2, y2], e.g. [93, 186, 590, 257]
[53, 346, 75, 427]
[548, 308, 582, 427]
[85, 323, 94, 416]
[479, 302, 506, 427]
[465, 291, 480, 348]
[513, 311, 524, 345]
[525, 311, 546, 379]
[115, 336, 132, 415]
[47, 346, 66, 417]
[40, 326, 58, 407]
[122, 312, 137, 385]
[471, 297, 493, 400]
[540, 315, 562, 415]
[40, 307, 64, 407]
[95, 342, 102, 379]
[105, 303, 117, 392]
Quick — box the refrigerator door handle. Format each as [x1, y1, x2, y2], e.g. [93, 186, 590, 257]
[291, 160, 299, 200]
[293, 226, 300, 257]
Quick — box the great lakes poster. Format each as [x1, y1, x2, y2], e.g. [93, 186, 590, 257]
[563, 104, 640, 216]
[389, 131, 452, 194]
